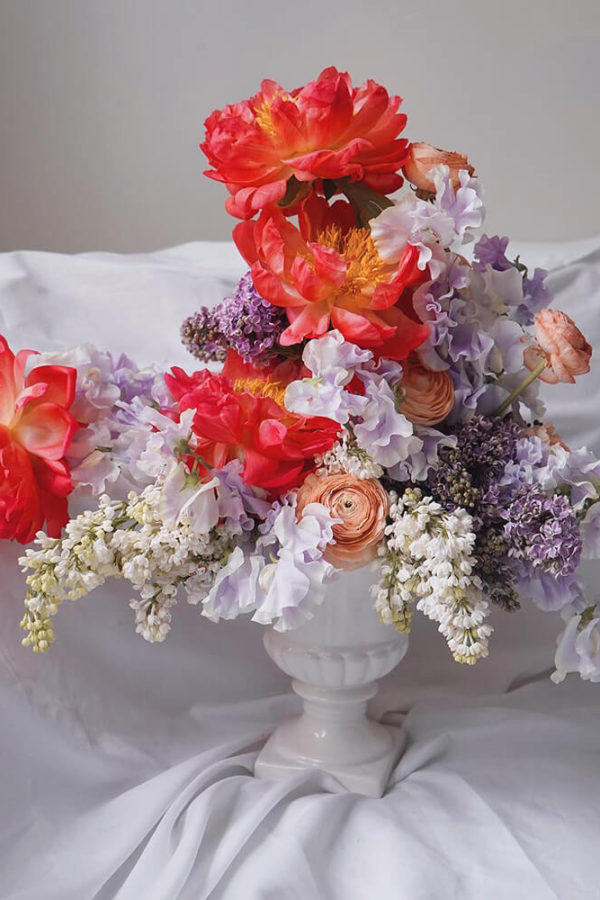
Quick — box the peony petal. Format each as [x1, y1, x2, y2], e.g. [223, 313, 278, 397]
[281, 302, 331, 345]
[13, 382, 47, 413]
[26, 365, 77, 409]
[13, 402, 79, 460]
[257, 418, 288, 449]
[0, 336, 18, 424]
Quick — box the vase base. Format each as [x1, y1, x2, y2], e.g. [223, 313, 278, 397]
[255, 722, 406, 798]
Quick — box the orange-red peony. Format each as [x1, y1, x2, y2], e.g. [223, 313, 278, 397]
[296, 472, 389, 570]
[397, 357, 455, 425]
[233, 194, 429, 358]
[165, 351, 340, 494]
[402, 142, 474, 194]
[202, 67, 410, 219]
[523, 309, 592, 384]
[0, 336, 79, 543]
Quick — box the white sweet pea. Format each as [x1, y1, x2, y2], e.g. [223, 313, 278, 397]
[353, 375, 422, 468]
[252, 501, 336, 631]
[303, 329, 373, 374]
[201, 547, 264, 621]
[159, 463, 219, 534]
[285, 330, 371, 423]
[371, 164, 484, 272]
[552, 610, 600, 684]
[581, 503, 600, 559]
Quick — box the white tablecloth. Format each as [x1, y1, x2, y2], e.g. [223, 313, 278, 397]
[1, 239, 600, 899]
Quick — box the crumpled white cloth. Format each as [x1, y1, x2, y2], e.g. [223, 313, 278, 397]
[1, 239, 599, 899]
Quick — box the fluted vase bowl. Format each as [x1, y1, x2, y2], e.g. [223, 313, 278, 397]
[254, 567, 409, 797]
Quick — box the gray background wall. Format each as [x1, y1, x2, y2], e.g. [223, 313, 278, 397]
[0, 0, 599, 254]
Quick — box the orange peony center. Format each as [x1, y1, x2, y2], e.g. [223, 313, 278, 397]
[232, 376, 288, 408]
[319, 225, 390, 296]
[253, 93, 295, 138]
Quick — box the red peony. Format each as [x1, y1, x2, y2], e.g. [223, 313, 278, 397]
[0, 336, 79, 543]
[233, 194, 429, 358]
[202, 67, 410, 219]
[165, 351, 340, 493]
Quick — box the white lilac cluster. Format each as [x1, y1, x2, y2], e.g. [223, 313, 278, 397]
[315, 431, 383, 480]
[373, 487, 492, 664]
[20, 479, 234, 649]
[20, 462, 338, 647]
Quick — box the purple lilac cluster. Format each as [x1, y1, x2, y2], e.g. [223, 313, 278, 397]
[421, 416, 523, 609]
[181, 307, 227, 363]
[425, 416, 522, 527]
[411, 416, 586, 610]
[503, 489, 582, 577]
[181, 272, 287, 365]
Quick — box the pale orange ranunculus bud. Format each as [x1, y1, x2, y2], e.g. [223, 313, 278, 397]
[403, 141, 474, 193]
[397, 358, 455, 425]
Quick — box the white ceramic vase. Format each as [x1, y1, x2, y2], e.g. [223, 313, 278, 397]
[254, 567, 409, 797]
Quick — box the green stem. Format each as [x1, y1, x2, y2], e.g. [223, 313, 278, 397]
[335, 179, 394, 226]
[493, 360, 547, 416]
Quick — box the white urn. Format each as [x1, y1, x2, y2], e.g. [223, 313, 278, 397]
[254, 567, 409, 797]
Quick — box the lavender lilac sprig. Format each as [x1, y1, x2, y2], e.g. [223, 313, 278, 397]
[503, 489, 582, 577]
[181, 272, 287, 365]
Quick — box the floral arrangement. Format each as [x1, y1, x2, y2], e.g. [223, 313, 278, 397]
[4, 68, 599, 682]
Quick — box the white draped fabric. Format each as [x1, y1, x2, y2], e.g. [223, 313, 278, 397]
[1, 238, 599, 899]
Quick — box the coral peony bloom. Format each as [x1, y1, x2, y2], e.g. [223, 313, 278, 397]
[402, 142, 474, 194]
[397, 356, 455, 425]
[0, 336, 78, 543]
[165, 351, 340, 494]
[234, 198, 429, 359]
[202, 67, 410, 219]
[524, 309, 592, 384]
[296, 472, 389, 570]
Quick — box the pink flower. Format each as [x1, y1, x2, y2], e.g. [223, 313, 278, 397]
[524, 309, 592, 384]
[0, 336, 78, 543]
[296, 472, 389, 570]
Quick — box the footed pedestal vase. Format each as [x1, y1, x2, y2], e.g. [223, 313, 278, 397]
[255, 569, 409, 797]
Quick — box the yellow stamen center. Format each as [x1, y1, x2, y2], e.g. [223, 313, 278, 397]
[319, 225, 389, 295]
[233, 377, 287, 408]
[253, 92, 295, 138]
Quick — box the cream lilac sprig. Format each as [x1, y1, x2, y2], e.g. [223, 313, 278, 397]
[373, 487, 492, 664]
[20, 483, 232, 651]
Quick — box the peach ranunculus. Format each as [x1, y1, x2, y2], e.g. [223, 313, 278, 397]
[523, 309, 592, 384]
[522, 422, 569, 451]
[397, 357, 455, 425]
[296, 472, 389, 570]
[402, 142, 474, 194]
[201, 67, 410, 219]
[233, 196, 429, 359]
